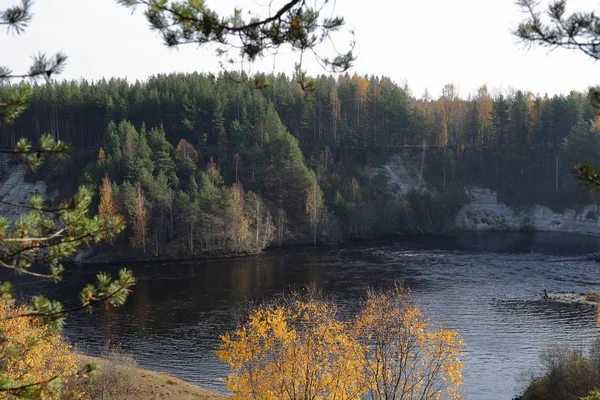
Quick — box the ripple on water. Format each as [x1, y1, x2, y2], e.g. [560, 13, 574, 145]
[7, 232, 600, 400]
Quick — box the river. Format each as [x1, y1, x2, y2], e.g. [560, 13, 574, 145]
[13, 232, 600, 399]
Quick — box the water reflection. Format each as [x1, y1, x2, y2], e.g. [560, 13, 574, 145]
[6, 232, 600, 399]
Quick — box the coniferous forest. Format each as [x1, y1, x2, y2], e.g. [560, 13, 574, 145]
[2, 72, 599, 258]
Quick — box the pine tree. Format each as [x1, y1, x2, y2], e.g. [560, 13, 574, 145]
[0, 6, 135, 398]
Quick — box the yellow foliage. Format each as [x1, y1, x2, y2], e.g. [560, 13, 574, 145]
[354, 285, 463, 400]
[291, 17, 300, 29]
[358, 76, 369, 99]
[217, 296, 364, 399]
[96, 147, 105, 166]
[98, 174, 116, 219]
[0, 304, 77, 398]
[305, 188, 314, 215]
[591, 116, 600, 135]
[218, 286, 464, 400]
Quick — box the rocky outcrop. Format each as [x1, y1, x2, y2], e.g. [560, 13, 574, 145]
[456, 186, 600, 235]
[374, 152, 600, 236]
[370, 150, 434, 200]
[0, 155, 58, 222]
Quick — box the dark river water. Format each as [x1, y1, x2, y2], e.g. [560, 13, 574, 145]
[12, 232, 600, 399]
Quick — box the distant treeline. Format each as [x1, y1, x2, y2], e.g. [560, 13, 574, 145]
[2, 73, 599, 257]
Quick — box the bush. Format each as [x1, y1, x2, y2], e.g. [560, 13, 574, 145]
[217, 284, 464, 400]
[520, 338, 600, 400]
[72, 342, 138, 400]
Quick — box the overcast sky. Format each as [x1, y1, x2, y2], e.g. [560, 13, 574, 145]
[2, 0, 599, 98]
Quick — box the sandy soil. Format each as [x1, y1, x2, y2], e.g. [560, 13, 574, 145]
[76, 354, 227, 400]
[545, 291, 600, 306]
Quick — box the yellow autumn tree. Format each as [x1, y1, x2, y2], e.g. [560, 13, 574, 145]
[476, 85, 493, 147]
[591, 115, 600, 135]
[98, 174, 116, 219]
[218, 286, 464, 400]
[217, 291, 364, 400]
[0, 304, 78, 399]
[96, 147, 105, 167]
[353, 285, 464, 400]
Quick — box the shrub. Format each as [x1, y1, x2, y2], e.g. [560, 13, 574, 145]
[217, 289, 364, 399]
[72, 342, 138, 400]
[354, 286, 463, 400]
[520, 339, 600, 400]
[217, 284, 464, 400]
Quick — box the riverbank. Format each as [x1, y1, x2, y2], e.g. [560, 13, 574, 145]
[76, 354, 226, 400]
[74, 230, 600, 268]
[546, 291, 600, 307]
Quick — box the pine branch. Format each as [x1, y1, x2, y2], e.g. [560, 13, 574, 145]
[0, 374, 60, 393]
[0, 262, 54, 279]
[0, 228, 114, 261]
[118, 0, 354, 72]
[0, 0, 33, 34]
[0, 283, 133, 322]
[515, 0, 600, 60]
[0, 199, 73, 213]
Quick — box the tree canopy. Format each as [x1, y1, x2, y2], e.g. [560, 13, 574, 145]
[516, 0, 600, 195]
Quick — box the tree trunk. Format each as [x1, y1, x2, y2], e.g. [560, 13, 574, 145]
[170, 208, 174, 240]
[235, 159, 239, 183]
[420, 141, 426, 187]
[443, 146, 447, 187]
[312, 183, 318, 246]
[189, 222, 194, 255]
[278, 208, 284, 246]
[155, 230, 159, 256]
[555, 153, 560, 192]
[256, 200, 260, 249]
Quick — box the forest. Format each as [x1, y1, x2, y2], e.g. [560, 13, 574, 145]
[1, 72, 599, 257]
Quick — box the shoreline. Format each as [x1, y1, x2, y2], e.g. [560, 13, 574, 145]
[545, 291, 600, 307]
[76, 354, 226, 400]
[75, 229, 600, 266]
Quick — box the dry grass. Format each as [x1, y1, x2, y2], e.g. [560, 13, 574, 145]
[72, 345, 225, 400]
[585, 289, 600, 303]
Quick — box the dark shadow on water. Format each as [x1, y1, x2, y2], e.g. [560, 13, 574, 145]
[3, 231, 600, 399]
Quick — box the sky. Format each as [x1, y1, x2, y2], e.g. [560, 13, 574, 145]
[2, 0, 600, 99]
